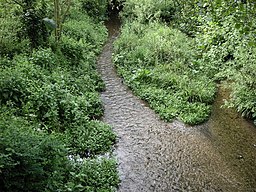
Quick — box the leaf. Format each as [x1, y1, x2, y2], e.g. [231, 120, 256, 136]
[3, 92, 9, 99]
[43, 18, 56, 30]
[235, 23, 241, 29]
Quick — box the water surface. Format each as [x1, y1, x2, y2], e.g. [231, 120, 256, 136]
[97, 14, 256, 191]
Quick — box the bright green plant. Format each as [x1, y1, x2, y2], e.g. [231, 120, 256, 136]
[120, 0, 176, 23]
[66, 158, 119, 192]
[113, 21, 216, 125]
[226, 42, 256, 125]
[65, 119, 116, 157]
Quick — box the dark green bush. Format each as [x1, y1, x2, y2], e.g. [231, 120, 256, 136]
[0, 17, 30, 57]
[194, 16, 243, 80]
[80, 0, 108, 20]
[0, 111, 70, 192]
[59, 35, 85, 66]
[0, 54, 105, 132]
[0, 65, 29, 107]
[0, 2, 119, 191]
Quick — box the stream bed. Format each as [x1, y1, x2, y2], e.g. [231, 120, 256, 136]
[97, 15, 256, 192]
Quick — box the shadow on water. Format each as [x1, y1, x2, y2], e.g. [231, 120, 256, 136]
[105, 6, 121, 37]
[99, 11, 256, 192]
[200, 84, 256, 190]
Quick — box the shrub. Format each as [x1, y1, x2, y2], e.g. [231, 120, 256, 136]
[65, 120, 116, 157]
[0, 54, 105, 132]
[63, 18, 107, 53]
[66, 158, 119, 192]
[194, 16, 243, 80]
[80, 0, 108, 20]
[59, 35, 85, 66]
[226, 42, 256, 125]
[23, 70, 104, 132]
[120, 0, 176, 23]
[0, 111, 70, 192]
[0, 17, 30, 57]
[113, 21, 216, 125]
[29, 48, 58, 70]
[0, 64, 29, 107]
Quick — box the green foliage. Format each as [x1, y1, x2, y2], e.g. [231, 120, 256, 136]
[22, 5, 49, 48]
[80, 0, 109, 20]
[63, 16, 107, 51]
[66, 158, 119, 192]
[114, 21, 216, 125]
[120, 0, 176, 23]
[59, 35, 86, 66]
[60, 13, 108, 66]
[226, 42, 256, 124]
[65, 120, 116, 157]
[30, 48, 58, 70]
[0, 17, 30, 57]
[0, 61, 30, 107]
[0, 2, 119, 191]
[119, 0, 256, 125]
[0, 55, 104, 132]
[180, 1, 256, 124]
[194, 16, 243, 80]
[0, 111, 70, 192]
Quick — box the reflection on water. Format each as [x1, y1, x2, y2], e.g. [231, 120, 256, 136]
[202, 84, 256, 190]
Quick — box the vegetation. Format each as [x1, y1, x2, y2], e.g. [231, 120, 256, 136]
[0, 0, 119, 191]
[114, 21, 215, 124]
[1, 0, 256, 190]
[114, 0, 256, 125]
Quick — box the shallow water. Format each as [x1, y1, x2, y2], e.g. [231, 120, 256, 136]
[97, 14, 256, 192]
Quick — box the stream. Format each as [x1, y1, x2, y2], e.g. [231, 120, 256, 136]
[97, 14, 256, 192]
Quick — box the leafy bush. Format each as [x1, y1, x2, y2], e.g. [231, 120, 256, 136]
[65, 120, 116, 157]
[194, 15, 243, 80]
[0, 53, 105, 132]
[63, 17, 107, 52]
[30, 48, 58, 70]
[113, 21, 216, 125]
[0, 2, 119, 191]
[59, 35, 85, 66]
[0, 111, 70, 192]
[0, 17, 30, 57]
[120, 0, 176, 23]
[0, 63, 30, 107]
[66, 158, 119, 192]
[226, 42, 256, 125]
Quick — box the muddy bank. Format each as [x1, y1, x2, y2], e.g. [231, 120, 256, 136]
[97, 14, 256, 191]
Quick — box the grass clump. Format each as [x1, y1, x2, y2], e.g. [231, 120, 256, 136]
[113, 21, 216, 125]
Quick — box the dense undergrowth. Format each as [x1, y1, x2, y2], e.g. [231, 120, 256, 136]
[0, 0, 119, 191]
[114, 21, 215, 124]
[113, 0, 256, 125]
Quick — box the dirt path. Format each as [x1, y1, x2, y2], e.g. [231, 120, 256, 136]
[97, 15, 255, 192]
